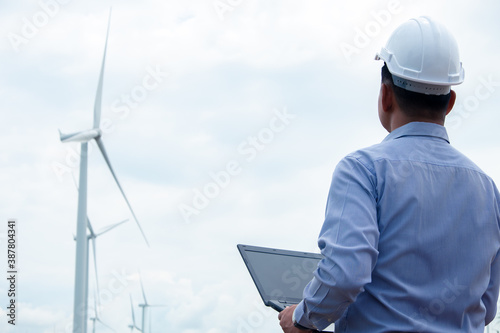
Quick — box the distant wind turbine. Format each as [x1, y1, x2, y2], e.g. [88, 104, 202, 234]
[59, 9, 149, 332]
[86, 217, 129, 298]
[89, 290, 115, 333]
[128, 294, 143, 332]
[138, 273, 167, 333]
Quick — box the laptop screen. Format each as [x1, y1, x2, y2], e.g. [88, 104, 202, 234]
[238, 244, 323, 304]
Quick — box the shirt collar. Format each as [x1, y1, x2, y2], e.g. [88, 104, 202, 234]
[382, 122, 450, 144]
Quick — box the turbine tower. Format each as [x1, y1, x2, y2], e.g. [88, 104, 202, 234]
[59, 9, 149, 332]
[71, 174, 129, 300]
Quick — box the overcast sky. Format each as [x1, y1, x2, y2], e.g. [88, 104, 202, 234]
[1, 0, 500, 332]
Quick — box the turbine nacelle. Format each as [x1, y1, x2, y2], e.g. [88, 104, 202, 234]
[59, 128, 101, 143]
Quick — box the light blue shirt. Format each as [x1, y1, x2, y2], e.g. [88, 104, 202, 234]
[294, 122, 500, 332]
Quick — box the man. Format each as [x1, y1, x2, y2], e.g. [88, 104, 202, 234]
[279, 17, 500, 332]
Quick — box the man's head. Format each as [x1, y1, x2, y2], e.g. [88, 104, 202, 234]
[375, 17, 464, 132]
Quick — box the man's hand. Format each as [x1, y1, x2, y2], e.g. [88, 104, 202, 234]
[278, 305, 313, 333]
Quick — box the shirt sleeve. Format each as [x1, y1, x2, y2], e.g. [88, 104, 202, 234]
[294, 155, 380, 330]
[482, 249, 500, 324]
[482, 187, 500, 324]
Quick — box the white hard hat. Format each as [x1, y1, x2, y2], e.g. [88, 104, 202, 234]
[375, 16, 465, 95]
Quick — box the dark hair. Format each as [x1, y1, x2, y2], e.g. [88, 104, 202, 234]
[381, 64, 451, 119]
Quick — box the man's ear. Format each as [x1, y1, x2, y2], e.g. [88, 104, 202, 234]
[445, 90, 456, 116]
[381, 83, 394, 113]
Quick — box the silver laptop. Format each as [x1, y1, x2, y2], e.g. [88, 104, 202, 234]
[238, 244, 335, 332]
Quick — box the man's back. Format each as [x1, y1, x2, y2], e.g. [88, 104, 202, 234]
[281, 18, 500, 333]
[335, 122, 500, 332]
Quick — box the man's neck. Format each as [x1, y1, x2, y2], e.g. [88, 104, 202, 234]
[388, 111, 444, 133]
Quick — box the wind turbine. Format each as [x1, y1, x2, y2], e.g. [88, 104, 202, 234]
[89, 290, 115, 333]
[86, 217, 128, 299]
[138, 274, 167, 333]
[59, 9, 149, 332]
[128, 294, 143, 332]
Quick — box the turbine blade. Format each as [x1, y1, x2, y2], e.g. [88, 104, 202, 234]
[95, 137, 149, 246]
[59, 130, 80, 143]
[93, 290, 99, 318]
[139, 273, 148, 305]
[94, 8, 111, 128]
[95, 219, 129, 237]
[93, 8, 112, 129]
[130, 294, 137, 326]
[92, 237, 100, 299]
[96, 317, 116, 332]
[87, 218, 96, 238]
